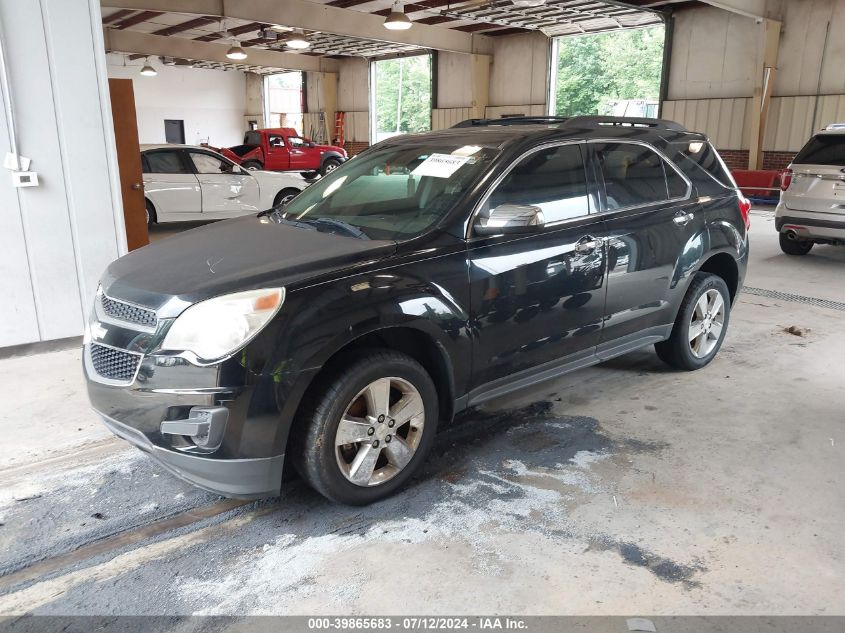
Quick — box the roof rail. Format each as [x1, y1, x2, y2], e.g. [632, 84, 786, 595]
[451, 116, 568, 128]
[451, 115, 688, 133]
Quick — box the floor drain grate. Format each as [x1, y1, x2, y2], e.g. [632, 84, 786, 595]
[742, 286, 845, 312]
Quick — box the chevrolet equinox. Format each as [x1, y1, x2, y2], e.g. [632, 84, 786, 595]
[84, 116, 749, 505]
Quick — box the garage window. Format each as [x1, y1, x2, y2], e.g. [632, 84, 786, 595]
[371, 54, 432, 143]
[144, 151, 189, 174]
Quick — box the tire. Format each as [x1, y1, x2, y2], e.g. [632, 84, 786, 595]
[655, 272, 731, 371]
[320, 158, 342, 176]
[291, 350, 439, 505]
[242, 160, 263, 171]
[301, 171, 319, 180]
[273, 188, 300, 208]
[779, 232, 813, 256]
[145, 199, 156, 228]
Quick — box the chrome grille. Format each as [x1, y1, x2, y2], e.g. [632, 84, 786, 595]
[89, 343, 142, 382]
[101, 294, 157, 328]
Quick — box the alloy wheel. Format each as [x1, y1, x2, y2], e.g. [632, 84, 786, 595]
[688, 288, 725, 358]
[334, 377, 425, 487]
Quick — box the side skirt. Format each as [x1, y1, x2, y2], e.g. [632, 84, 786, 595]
[457, 325, 672, 412]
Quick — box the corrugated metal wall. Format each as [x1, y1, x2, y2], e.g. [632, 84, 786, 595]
[663, 95, 845, 152]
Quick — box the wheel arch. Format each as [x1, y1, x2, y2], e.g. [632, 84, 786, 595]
[696, 252, 739, 303]
[320, 152, 345, 168]
[280, 324, 456, 473]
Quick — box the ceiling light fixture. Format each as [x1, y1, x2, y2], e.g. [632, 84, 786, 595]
[286, 30, 310, 49]
[384, 1, 412, 30]
[226, 40, 248, 60]
[139, 57, 157, 77]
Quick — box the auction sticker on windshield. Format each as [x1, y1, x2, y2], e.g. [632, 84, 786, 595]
[412, 153, 470, 178]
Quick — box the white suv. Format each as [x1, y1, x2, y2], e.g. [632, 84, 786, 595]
[776, 125, 845, 255]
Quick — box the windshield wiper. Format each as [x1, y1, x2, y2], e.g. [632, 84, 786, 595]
[299, 217, 370, 240]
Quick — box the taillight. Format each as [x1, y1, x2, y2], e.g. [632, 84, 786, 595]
[738, 196, 751, 230]
[780, 168, 793, 191]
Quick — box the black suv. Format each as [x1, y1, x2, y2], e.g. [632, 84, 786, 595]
[84, 116, 749, 505]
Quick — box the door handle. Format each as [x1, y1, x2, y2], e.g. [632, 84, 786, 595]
[575, 236, 602, 253]
[673, 211, 694, 226]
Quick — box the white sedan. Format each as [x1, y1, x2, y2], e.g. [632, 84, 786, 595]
[141, 145, 307, 225]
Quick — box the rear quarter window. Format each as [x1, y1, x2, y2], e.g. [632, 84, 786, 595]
[668, 141, 735, 196]
[793, 135, 845, 166]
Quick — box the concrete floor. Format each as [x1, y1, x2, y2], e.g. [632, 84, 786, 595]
[1, 210, 843, 616]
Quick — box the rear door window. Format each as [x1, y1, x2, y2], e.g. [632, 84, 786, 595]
[144, 151, 189, 174]
[793, 135, 845, 166]
[594, 143, 686, 210]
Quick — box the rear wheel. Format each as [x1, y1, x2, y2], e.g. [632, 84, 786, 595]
[655, 272, 731, 371]
[144, 199, 156, 228]
[291, 350, 438, 505]
[320, 158, 342, 176]
[242, 160, 263, 171]
[779, 232, 814, 256]
[273, 188, 300, 208]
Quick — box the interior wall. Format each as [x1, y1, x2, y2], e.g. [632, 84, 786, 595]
[488, 32, 549, 111]
[107, 54, 247, 147]
[336, 58, 369, 143]
[0, 0, 124, 347]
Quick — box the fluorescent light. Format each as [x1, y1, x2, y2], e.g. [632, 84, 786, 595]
[226, 43, 247, 60]
[139, 58, 157, 77]
[286, 30, 310, 49]
[384, 1, 412, 30]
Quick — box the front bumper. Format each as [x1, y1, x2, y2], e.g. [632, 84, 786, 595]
[98, 412, 284, 498]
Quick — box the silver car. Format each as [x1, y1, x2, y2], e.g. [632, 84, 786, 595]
[776, 125, 845, 255]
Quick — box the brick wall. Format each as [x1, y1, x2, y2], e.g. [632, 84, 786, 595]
[762, 152, 797, 171]
[344, 141, 369, 157]
[715, 149, 796, 172]
[718, 150, 750, 171]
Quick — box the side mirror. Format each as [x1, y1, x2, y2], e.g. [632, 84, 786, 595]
[474, 203, 545, 236]
[307, 141, 316, 148]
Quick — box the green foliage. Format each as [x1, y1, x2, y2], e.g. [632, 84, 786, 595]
[554, 26, 664, 117]
[374, 56, 432, 137]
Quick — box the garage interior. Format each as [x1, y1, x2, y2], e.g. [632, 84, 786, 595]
[1, 0, 844, 620]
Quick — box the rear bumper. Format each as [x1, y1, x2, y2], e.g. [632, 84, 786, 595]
[775, 203, 845, 240]
[98, 411, 284, 498]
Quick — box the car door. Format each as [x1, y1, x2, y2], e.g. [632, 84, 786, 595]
[265, 133, 291, 171]
[287, 135, 312, 171]
[467, 142, 607, 398]
[591, 141, 705, 354]
[142, 149, 201, 218]
[187, 150, 261, 216]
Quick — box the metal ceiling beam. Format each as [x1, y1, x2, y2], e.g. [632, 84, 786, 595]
[100, 0, 494, 55]
[104, 28, 341, 72]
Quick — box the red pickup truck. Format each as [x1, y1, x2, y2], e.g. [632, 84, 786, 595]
[217, 128, 347, 178]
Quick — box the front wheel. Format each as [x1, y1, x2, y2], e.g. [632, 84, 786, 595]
[779, 232, 813, 256]
[655, 272, 731, 371]
[291, 350, 438, 505]
[320, 158, 342, 176]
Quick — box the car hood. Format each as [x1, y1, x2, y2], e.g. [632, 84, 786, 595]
[101, 215, 395, 317]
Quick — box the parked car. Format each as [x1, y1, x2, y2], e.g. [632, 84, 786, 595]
[141, 145, 306, 226]
[215, 128, 347, 178]
[776, 124, 845, 255]
[85, 116, 748, 505]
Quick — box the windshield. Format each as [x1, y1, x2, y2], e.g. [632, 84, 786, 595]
[275, 142, 500, 240]
[794, 135, 845, 166]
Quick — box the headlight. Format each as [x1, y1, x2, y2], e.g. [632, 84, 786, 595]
[161, 288, 285, 362]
